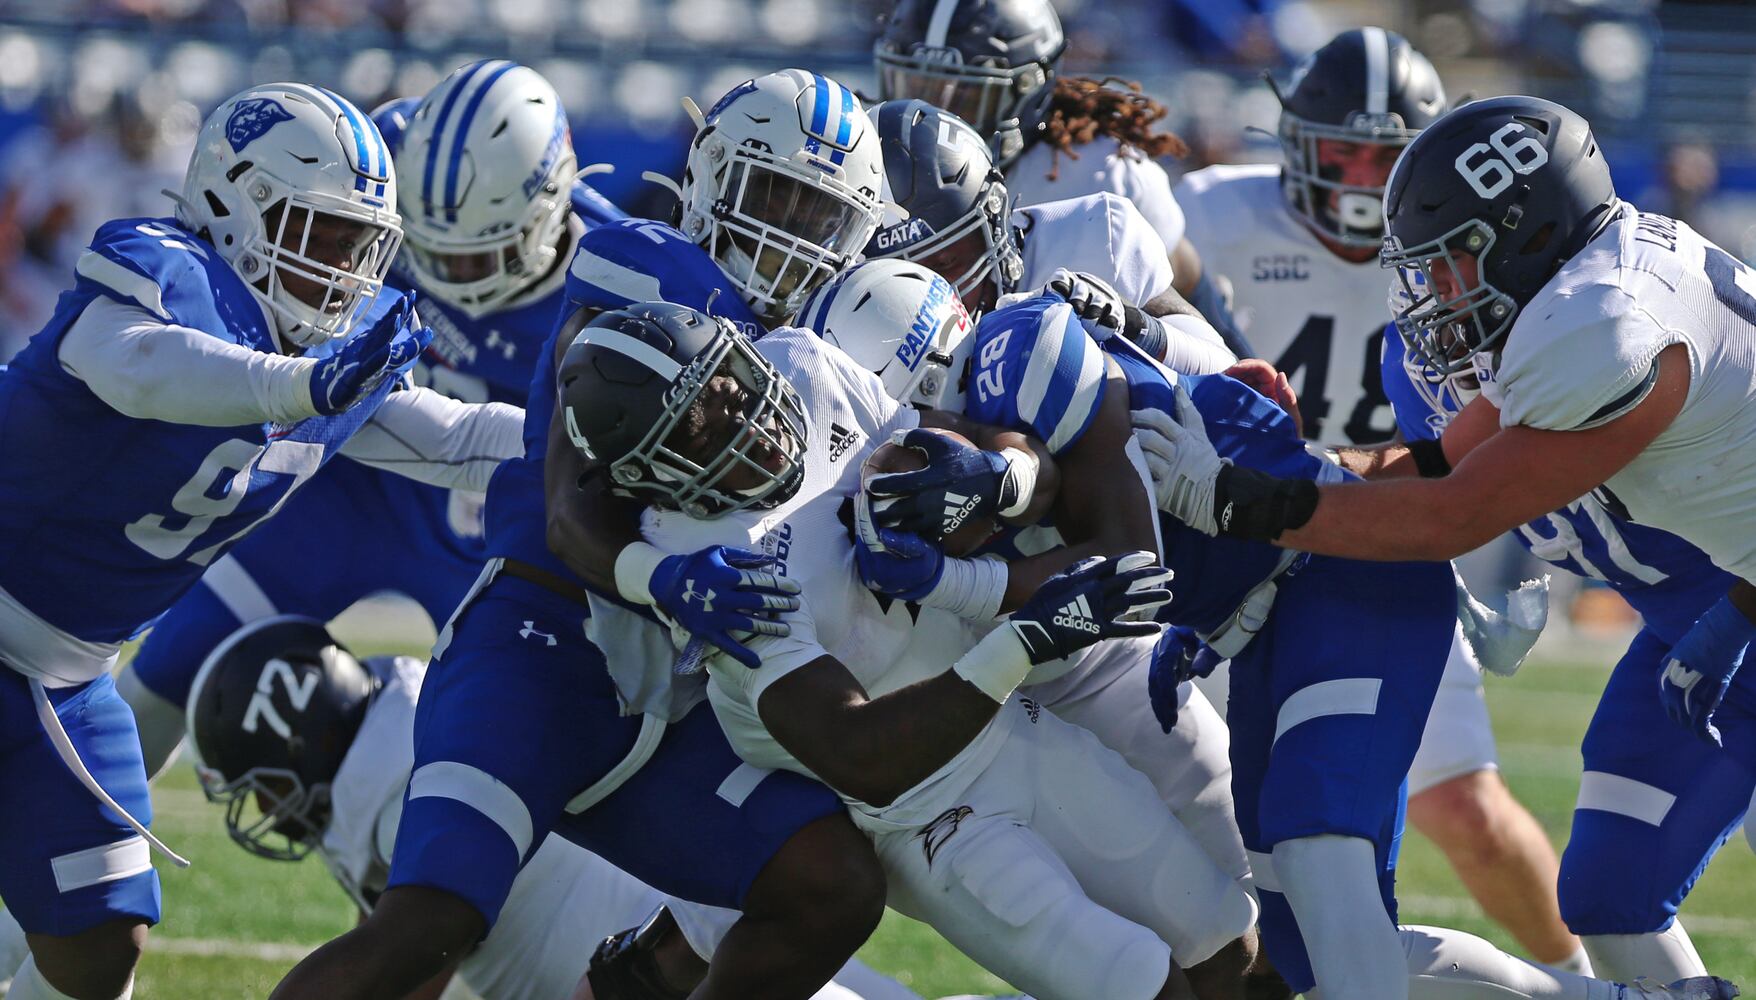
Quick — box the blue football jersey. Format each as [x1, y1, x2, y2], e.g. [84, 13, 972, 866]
[394, 184, 628, 407]
[1380, 332, 1731, 642]
[966, 296, 1323, 633]
[0, 218, 402, 642]
[482, 219, 761, 579]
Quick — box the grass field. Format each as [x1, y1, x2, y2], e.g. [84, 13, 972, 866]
[43, 640, 1756, 998]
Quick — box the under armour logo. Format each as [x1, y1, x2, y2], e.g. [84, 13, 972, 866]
[1052, 594, 1100, 634]
[682, 580, 716, 612]
[519, 621, 557, 646]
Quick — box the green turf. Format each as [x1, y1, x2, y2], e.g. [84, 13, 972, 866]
[83, 654, 1756, 996]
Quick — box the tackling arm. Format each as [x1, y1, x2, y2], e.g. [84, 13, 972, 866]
[341, 388, 525, 492]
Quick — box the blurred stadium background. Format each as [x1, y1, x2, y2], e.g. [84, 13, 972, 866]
[1, 0, 1754, 996]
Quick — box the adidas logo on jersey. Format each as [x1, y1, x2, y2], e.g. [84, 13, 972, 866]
[1052, 594, 1100, 634]
[828, 422, 859, 463]
[942, 492, 981, 534]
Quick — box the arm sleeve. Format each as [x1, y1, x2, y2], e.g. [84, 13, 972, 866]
[1114, 154, 1186, 251]
[56, 296, 318, 426]
[339, 386, 526, 491]
[1157, 315, 1237, 375]
[1497, 295, 1684, 431]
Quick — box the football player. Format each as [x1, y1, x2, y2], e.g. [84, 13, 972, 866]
[1176, 28, 1582, 971]
[841, 271, 1738, 1000]
[272, 71, 893, 1000]
[873, 0, 1247, 352]
[184, 616, 920, 1000]
[859, 99, 1234, 376]
[1149, 94, 1756, 878]
[558, 301, 1260, 1000]
[0, 84, 525, 1000]
[116, 60, 629, 783]
[1380, 314, 1753, 983]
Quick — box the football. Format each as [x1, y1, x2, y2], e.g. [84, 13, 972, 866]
[861, 427, 1001, 557]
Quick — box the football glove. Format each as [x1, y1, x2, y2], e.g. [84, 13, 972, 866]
[1146, 625, 1220, 734]
[648, 545, 801, 669]
[1008, 552, 1171, 665]
[1131, 385, 1227, 535]
[865, 428, 1037, 539]
[308, 293, 431, 415]
[1659, 594, 1756, 747]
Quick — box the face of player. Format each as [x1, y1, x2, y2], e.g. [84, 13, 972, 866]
[265, 203, 381, 312]
[1310, 138, 1404, 263]
[913, 229, 999, 315]
[665, 369, 798, 494]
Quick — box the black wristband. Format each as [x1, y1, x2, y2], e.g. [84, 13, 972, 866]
[1213, 465, 1320, 541]
[1407, 438, 1452, 479]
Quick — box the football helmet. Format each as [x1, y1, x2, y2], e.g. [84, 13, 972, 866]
[798, 258, 975, 412]
[178, 83, 402, 349]
[679, 70, 884, 324]
[395, 61, 579, 317]
[557, 302, 807, 518]
[867, 100, 1022, 314]
[1275, 27, 1446, 248]
[368, 96, 422, 155]
[875, 0, 1066, 167]
[1382, 95, 1617, 377]
[186, 616, 379, 862]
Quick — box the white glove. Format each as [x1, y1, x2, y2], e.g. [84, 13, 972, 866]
[1129, 383, 1228, 536]
[1454, 572, 1551, 677]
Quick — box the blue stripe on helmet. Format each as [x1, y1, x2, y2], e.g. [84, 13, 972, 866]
[422, 60, 494, 217]
[829, 81, 854, 166]
[320, 87, 376, 193]
[443, 61, 519, 222]
[810, 73, 831, 142]
[806, 272, 844, 332]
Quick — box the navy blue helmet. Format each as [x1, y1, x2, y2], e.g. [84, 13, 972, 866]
[1382, 96, 1618, 378]
[875, 0, 1066, 167]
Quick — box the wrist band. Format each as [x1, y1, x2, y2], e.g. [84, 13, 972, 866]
[614, 542, 667, 606]
[997, 446, 1040, 519]
[924, 555, 1009, 621]
[1408, 438, 1452, 479]
[952, 625, 1033, 703]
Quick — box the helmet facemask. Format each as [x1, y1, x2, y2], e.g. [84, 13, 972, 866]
[1279, 111, 1418, 249]
[195, 764, 331, 862]
[876, 45, 1049, 143]
[236, 166, 402, 350]
[1384, 220, 1518, 378]
[402, 152, 575, 317]
[607, 320, 809, 519]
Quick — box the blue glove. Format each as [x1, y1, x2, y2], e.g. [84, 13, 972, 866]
[866, 428, 1031, 540]
[1146, 626, 1221, 734]
[649, 546, 803, 669]
[1008, 552, 1172, 665]
[308, 293, 432, 415]
[1659, 594, 1756, 747]
[853, 525, 946, 602]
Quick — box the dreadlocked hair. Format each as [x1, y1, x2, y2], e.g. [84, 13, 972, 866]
[1036, 76, 1188, 181]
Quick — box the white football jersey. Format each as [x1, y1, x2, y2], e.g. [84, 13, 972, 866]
[1178, 163, 1401, 444]
[1485, 204, 1756, 581]
[1014, 191, 1176, 307]
[637, 328, 1007, 826]
[1009, 135, 1187, 254]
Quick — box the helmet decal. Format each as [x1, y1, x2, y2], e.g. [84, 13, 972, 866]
[225, 98, 296, 153]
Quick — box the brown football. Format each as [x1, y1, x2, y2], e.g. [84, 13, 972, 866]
[861, 427, 1000, 557]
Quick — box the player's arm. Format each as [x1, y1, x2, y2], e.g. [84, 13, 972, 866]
[753, 554, 1167, 807]
[1175, 343, 1690, 560]
[912, 409, 1062, 527]
[1327, 393, 1502, 480]
[340, 388, 524, 491]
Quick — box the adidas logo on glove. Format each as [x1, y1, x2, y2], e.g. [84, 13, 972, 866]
[1052, 594, 1101, 634]
[942, 491, 982, 534]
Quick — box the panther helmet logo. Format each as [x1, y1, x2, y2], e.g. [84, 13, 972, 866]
[226, 98, 296, 153]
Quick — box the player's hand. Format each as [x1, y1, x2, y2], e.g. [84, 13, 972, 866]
[852, 524, 945, 601]
[1130, 384, 1228, 535]
[1042, 268, 1131, 333]
[865, 428, 1036, 539]
[1659, 594, 1756, 747]
[1224, 359, 1302, 429]
[1007, 552, 1171, 665]
[1146, 626, 1220, 733]
[649, 545, 802, 669]
[308, 293, 432, 415]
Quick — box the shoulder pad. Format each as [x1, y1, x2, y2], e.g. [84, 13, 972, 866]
[1497, 289, 1680, 431]
[967, 295, 1107, 454]
[566, 220, 762, 336]
[569, 181, 629, 229]
[74, 217, 218, 321]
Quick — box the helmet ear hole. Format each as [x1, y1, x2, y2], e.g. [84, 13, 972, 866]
[1519, 221, 1556, 256]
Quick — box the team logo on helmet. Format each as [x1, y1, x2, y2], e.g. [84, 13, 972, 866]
[225, 98, 296, 153]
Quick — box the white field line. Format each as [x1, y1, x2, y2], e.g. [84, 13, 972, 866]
[1399, 893, 1756, 938]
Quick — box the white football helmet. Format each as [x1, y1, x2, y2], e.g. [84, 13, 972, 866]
[797, 258, 973, 411]
[396, 61, 579, 317]
[177, 83, 402, 349]
[680, 69, 885, 323]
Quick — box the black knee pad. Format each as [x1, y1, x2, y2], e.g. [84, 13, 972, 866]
[584, 906, 692, 1000]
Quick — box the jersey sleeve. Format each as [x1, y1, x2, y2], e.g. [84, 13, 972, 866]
[1092, 192, 1174, 304]
[759, 326, 914, 443]
[708, 591, 829, 708]
[965, 296, 1107, 455]
[566, 220, 764, 336]
[1111, 153, 1186, 252]
[1496, 290, 1683, 431]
